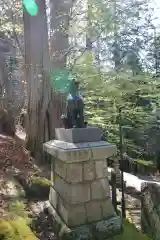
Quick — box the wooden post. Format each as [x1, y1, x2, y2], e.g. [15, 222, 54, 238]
[118, 107, 126, 218]
[111, 169, 118, 214]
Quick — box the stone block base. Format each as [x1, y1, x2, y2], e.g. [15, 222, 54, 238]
[49, 187, 116, 227]
[44, 201, 123, 240]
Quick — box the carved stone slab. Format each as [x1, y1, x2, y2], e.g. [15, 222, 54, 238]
[55, 127, 102, 143]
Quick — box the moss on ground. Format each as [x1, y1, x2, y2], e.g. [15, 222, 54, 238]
[8, 200, 29, 221]
[15, 175, 51, 199]
[0, 220, 15, 240]
[27, 176, 50, 199]
[0, 199, 37, 240]
[0, 218, 37, 240]
[113, 220, 151, 240]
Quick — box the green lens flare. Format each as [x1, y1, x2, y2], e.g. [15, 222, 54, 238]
[51, 69, 72, 93]
[23, 0, 38, 16]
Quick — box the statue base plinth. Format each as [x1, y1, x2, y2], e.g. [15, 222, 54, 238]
[44, 201, 123, 240]
[55, 127, 102, 143]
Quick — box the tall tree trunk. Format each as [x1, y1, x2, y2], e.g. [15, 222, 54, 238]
[50, 0, 72, 121]
[24, 0, 69, 161]
[24, 0, 61, 160]
[50, 0, 71, 68]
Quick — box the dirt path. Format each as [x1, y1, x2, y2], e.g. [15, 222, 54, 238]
[116, 187, 141, 230]
[125, 192, 141, 230]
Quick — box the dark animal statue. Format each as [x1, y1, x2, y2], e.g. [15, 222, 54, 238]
[61, 79, 86, 128]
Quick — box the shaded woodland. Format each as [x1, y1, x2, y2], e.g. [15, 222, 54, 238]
[0, 0, 160, 239]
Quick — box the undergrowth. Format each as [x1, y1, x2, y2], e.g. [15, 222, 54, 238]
[0, 200, 37, 240]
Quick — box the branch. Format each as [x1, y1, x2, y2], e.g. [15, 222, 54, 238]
[0, 8, 22, 28]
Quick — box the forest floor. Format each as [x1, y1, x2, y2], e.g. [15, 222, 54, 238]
[0, 132, 50, 239]
[0, 131, 153, 239]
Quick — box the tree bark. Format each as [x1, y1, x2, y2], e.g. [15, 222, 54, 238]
[50, 0, 71, 68]
[0, 36, 16, 135]
[24, 0, 69, 161]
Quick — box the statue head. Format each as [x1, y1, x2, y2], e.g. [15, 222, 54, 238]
[73, 78, 80, 85]
[69, 78, 80, 96]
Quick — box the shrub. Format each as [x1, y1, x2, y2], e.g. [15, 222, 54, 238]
[134, 159, 154, 167]
[133, 159, 156, 175]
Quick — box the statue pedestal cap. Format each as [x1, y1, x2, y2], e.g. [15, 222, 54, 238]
[55, 127, 102, 143]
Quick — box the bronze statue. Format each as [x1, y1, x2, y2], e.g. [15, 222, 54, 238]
[61, 79, 87, 128]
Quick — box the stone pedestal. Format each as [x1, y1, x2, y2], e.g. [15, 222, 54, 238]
[43, 127, 122, 239]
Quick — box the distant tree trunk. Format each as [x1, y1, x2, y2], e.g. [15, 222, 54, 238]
[50, 0, 71, 68]
[155, 152, 160, 174]
[0, 35, 16, 135]
[96, 37, 101, 70]
[113, 0, 121, 71]
[24, 0, 70, 161]
[3, 62, 16, 135]
[50, 0, 72, 128]
[86, 1, 92, 51]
